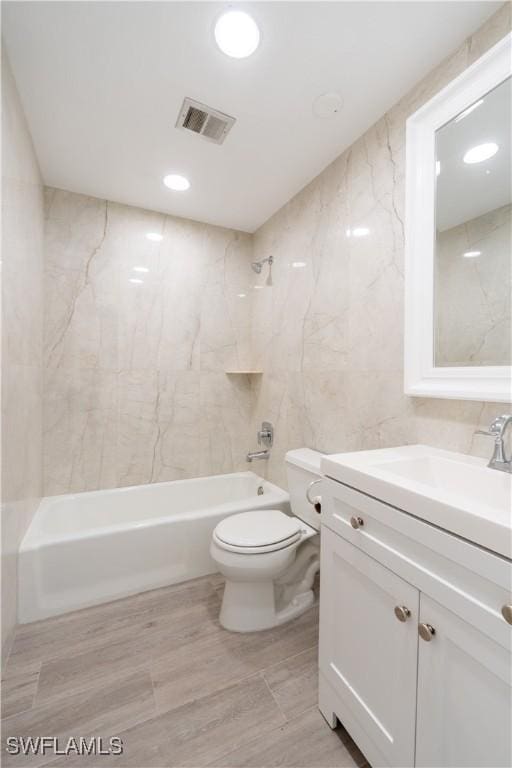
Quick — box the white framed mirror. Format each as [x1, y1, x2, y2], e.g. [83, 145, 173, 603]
[404, 33, 511, 402]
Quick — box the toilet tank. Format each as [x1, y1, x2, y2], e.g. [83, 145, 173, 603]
[285, 448, 324, 531]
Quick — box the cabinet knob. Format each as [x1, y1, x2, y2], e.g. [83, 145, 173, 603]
[418, 623, 436, 641]
[502, 605, 512, 625]
[394, 605, 411, 622]
[350, 516, 364, 529]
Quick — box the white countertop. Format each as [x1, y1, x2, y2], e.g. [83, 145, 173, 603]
[321, 444, 512, 560]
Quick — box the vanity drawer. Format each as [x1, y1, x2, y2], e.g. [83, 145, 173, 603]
[321, 478, 512, 651]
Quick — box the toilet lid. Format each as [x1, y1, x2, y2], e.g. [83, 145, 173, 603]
[214, 509, 302, 549]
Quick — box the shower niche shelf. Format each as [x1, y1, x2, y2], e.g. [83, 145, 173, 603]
[225, 370, 263, 375]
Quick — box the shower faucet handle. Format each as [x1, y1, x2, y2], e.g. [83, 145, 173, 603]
[257, 421, 274, 448]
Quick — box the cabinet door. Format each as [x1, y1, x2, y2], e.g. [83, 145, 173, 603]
[319, 527, 419, 767]
[416, 594, 512, 768]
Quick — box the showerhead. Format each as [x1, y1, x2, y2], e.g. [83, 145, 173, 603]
[251, 255, 273, 274]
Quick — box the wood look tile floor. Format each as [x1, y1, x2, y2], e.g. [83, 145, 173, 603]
[1, 575, 369, 768]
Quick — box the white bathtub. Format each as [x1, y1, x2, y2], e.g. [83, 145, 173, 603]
[18, 472, 289, 623]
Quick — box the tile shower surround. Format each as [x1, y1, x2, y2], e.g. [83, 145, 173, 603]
[43, 190, 254, 494]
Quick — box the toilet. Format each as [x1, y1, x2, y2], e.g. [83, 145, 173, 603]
[210, 448, 323, 632]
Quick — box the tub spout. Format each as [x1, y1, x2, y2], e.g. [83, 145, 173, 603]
[246, 450, 270, 462]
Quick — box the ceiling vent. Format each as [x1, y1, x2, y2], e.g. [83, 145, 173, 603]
[176, 98, 236, 145]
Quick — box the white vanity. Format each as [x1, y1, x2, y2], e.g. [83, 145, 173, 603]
[318, 445, 512, 768]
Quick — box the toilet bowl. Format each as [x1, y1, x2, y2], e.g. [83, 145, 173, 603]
[210, 448, 323, 632]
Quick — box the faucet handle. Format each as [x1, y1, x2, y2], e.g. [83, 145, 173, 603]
[489, 417, 506, 434]
[476, 414, 512, 438]
[474, 429, 495, 438]
[492, 414, 512, 432]
[257, 421, 273, 448]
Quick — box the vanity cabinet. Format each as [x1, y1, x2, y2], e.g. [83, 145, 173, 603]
[319, 478, 512, 768]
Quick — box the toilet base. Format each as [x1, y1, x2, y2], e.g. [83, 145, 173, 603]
[219, 581, 315, 632]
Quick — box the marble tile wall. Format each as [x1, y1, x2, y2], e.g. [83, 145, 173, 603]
[43, 189, 255, 495]
[435, 203, 511, 366]
[1, 51, 44, 662]
[250, 4, 512, 489]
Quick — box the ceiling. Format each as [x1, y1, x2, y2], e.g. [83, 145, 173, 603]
[436, 75, 511, 231]
[2, 1, 502, 233]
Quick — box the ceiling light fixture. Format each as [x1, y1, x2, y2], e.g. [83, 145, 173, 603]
[163, 174, 190, 191]
[214, 10, 260, 59]
[352, 227, 370, 237]
[463, 250, 481, 258]
[454, 99, 484, 123]
[129, 278, 144, 284]
[237, 293, 247, 298]
[292, 261, 307, 268]
[463, 142, 499, 164]
[146, 232, 163, 242]
[133, 266, 149, 273]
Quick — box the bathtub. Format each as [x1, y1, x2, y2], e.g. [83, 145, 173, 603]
[18, 472, 289, 623]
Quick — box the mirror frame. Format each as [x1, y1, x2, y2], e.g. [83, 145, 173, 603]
[404, 32, 512, 403]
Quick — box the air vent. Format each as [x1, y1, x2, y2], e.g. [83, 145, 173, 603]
[176, 98, 236, 145]
[183, 105, 208, 134]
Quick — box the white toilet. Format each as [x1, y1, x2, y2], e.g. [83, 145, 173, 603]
[210, 448, 323, 632]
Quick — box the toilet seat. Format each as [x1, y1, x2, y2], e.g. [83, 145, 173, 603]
[213, 509, 303, 554]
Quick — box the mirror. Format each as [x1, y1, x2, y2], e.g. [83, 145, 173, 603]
[434, 77, 511, 368]
[405, 33, 511, 402]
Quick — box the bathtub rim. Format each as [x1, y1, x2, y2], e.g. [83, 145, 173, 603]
[21, 471, 289, 550]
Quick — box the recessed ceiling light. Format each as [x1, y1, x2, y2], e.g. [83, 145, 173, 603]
[436, 160, 441, 176]
[214, 10, 260, 59]
[292, 261, 307, 268]
[237, 293, 247, 298]
[146, 232, 163, 242]
[454, 99, 484, 123]
[129, 278, 144, 284]
[254, 285, 263, 290]
[163, 174, 190, 191]
[133, 266, 149, 273]
[463, 250, 481, 258]
[463, 143, 499, 164]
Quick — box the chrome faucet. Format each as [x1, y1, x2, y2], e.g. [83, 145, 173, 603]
[246, 449, 270, 462]
[475, 414, 512, 473]
[246, 421, 273, 463]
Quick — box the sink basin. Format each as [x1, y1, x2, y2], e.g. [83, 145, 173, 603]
[373, 455, 510, 514]
[322, 445, 512, 558]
